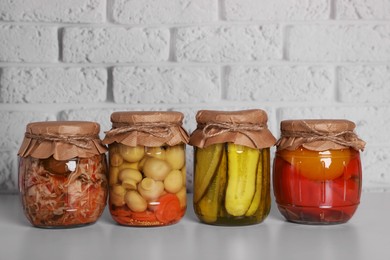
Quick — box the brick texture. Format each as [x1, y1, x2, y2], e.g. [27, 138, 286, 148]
[113, 66, 220, 104]
[0, 0, 105, 23]
[62, 27, 170, 63]
[0, 151, 17, 193]
[0, 111, 55, 150]
[175, 25, 282, 62]
[224, 0, 330, 20]
[111, 0, 217, 24]
[0, 67, 107, 103]
[338, 65, 390, 103]
[288, 25, 390, 62]
[227, 66, 334, 102]
[0, 0, 389, 193]
[336, 0, 390, 20]
[0, 25, 58, 62]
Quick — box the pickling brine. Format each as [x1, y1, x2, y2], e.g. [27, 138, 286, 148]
[189, 109, 276, 226]
[19, 155, 108, 227]
[273, 147, 362, 224]
[103, 111, 189, 226]
[18, 121, 108, 228]
[108, 143, 186, 226]
[273, 119, 365, 224]
[194, 143, 271, 225]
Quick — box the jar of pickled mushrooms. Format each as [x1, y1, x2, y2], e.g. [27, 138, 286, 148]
[103, 111, 189, 226]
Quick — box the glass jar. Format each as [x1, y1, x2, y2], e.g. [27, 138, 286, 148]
[189, 109, 276, 225]
[273, 119, 366, 224]
[18, 121, 108, 228]
[103, 111, 189, 226]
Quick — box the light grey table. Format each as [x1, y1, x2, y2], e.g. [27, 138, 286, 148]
[0, 193, 389, 260]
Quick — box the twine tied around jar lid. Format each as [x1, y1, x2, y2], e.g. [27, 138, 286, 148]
[189, 109, 276, 149]
[18, 121, 107, 160]
[24, 132, 98, 150]
[102, 111, 189, 147]
[276, 119, 366, 151]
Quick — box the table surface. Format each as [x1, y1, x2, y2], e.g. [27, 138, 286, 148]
[1, 193, 389, 260]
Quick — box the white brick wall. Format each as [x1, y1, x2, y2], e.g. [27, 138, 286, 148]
[0, 0, 389, 193]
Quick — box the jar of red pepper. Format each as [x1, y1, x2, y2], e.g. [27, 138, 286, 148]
[103, 111, 189, 226]
[18, 121, 108, 228]
[273, 120, 366, 224]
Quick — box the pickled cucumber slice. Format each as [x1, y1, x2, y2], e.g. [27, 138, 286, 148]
[245, 149, 263, 216]
[225, 144, 260, 217]
[194, 144, 223, 203]
[197, 147, 227, 223]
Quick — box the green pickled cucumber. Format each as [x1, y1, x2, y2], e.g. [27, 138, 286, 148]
[197, 148, 227, 223]
[245, 149, 263, 216]
[194, 144, 223, 203]
[260, 148, 271, 219]
[225, 143, 260, 217]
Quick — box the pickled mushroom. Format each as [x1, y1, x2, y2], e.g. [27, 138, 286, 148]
[125, 191, 148, 212]
[138, 178, 164, 201]
[119, 144, 145, 163]
[143, 158, 171, 181]
[164, 170, 183, 193]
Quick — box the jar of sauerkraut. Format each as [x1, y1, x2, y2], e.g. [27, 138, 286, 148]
[189, 109, 276, 225]
[273, 120, 366, 224]
[18, 121, 108, 228]
[103, 111, 189, 226]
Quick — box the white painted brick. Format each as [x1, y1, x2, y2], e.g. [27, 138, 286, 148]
[113, 66, 220, 103]
[0, 25, 58, 62]
[175, 25, 282, 62]
[0, 151, 17, 193]
[277, 106, 390, 147]
[0, 0, 105, 23]
[0, 67, 107, 103]
[363, 148, 390, 191]
[224, 0, 330, 21]
[288, 25, 390, 62]
[227, 66, 334, 102]
[112, 0, 217, 24]
[338, 65, 390, 103]
[0, 111, 55, 150]
[336, 0, 390, 20]
[62, 27, 170, 63]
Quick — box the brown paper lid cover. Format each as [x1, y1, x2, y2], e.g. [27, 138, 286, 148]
[189, 109, 276, 149]
[276, 119, 366, 151]
[102, 111, 189, 147]
[18, 121, 107, 160]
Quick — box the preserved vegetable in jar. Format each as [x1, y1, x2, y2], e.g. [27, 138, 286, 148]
[189, 109, 276, 225]
[273, 120, 366, 224]
[103, 111, 189, 226]
[18, 121, 108, 228]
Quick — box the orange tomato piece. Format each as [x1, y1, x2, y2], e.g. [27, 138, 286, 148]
[279, 147, 351, 181]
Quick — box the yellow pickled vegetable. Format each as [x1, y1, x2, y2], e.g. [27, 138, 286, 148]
[225, 144, 260, 217]
[245, 149, 264, 216]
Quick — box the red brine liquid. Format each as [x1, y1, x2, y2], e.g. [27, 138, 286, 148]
[273, 148, 362, 224]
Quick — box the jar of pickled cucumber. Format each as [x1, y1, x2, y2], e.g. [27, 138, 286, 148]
[18, 121, 108, 228]
[273, 120, 366, 224]
[189, 109, 276, 225]
[103, 111, 189, 226]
